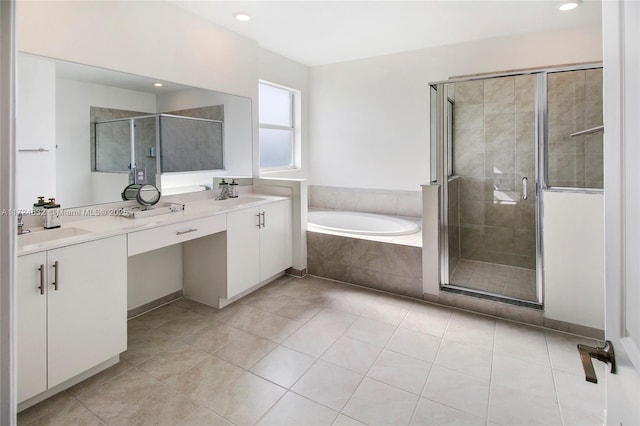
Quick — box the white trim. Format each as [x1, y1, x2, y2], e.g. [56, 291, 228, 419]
[0, 0, 17, 423]
[258, 80, 301, 172]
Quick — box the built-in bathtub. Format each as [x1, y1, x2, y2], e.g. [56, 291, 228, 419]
[306, 210, 422, 298]
[308, 210, 420, 236]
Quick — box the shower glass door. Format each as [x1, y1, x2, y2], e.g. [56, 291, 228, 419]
[433, 74, 539, 303]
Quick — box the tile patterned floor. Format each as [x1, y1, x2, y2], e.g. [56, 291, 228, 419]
[18, 275, 604, 426]
[450, 259, 537, 302]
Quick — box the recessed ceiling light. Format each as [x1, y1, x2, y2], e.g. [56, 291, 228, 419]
[559, 0, 582, 11]
[234, 12, 251, 22]
[153, 82, 163, 87]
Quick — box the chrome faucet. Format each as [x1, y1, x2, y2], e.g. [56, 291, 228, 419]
[17, 213, 31, 235]
[215, 184, 230, 200]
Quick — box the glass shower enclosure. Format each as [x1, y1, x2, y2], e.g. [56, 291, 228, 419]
[430, 65, 603, 305]
[95, 114, 224, 186]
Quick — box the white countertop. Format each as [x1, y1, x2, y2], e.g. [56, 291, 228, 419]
[17, 193, 290, 256]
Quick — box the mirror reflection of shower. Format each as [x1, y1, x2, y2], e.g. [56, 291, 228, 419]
[431, 65, 603, 304]
[93, 106, 225, 187]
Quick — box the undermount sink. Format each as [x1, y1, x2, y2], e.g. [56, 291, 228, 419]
[209, 196, 266, 207]
[18, 227, 94, 248]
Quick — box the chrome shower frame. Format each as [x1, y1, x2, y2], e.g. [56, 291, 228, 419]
[429, 62, 603, 306]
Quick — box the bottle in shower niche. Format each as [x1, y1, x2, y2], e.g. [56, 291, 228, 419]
[230, 179, 239, 198]
[43, 198, 62, 229]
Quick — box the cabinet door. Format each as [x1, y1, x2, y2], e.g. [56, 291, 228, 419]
[47, 235, 127, 388]
[260, 200, 293, 281]
[17, 252, 48, 403]
[226, 207, 261, 298]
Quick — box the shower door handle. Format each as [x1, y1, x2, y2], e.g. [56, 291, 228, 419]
[522, 177, 528, 200]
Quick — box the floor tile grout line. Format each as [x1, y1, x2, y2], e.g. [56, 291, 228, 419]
[66, 361, 135, 400]
[545, 330, 567, 426]
[410, 310, 452, 425]
[20, 276, 603, 426]
[67, 394, 107, 426]
[289, 284, 412, 423]
[252, 385, 289, 426]
[485, 318, 498, 425]
[139, 359, 238, 426]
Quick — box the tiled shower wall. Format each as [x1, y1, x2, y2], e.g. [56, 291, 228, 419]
[309, 186, 422, 218]
[159, 115, 223, 172]
[452, 76, 537, 270]
[547, 69, 603, 189]
[134, 117, 158, 184]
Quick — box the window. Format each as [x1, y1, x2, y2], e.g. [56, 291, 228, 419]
[259, 81, 299, 170]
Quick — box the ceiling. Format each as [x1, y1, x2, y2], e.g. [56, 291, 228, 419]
[171, 0, 602, 67]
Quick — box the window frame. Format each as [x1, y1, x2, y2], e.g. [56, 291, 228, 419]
[258, 80, 300, 172]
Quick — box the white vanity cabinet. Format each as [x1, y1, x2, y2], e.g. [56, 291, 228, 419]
[17, 235, 127, 404]
[227, 199, 293, 298]
[184, 199, 293, 306]
[257, 199, 293, 282]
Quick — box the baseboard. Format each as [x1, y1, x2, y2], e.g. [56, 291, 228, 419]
[18, 356, 120, 412]
[423, 291, 604, 339]
[286, 267, 307, 277]
[127, 290, 183, 318]
[543, 317, 604, 340]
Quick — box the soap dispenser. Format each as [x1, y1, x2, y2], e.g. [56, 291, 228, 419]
[43, 198, 62, 229]
[230, 179, 239, 198]
[33, 196, 46, 213]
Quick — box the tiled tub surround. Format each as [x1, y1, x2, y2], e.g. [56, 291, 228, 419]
[308, 185, 424, 298]
[307, 226, 423, 298]
[18, 275, 606, 426]
[547, 69, 603, 189]
[309, 185, 422, 218]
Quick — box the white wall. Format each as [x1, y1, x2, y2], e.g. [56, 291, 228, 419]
[17, 0, 311, 187]
[309, 26, 602, 191]
[127, 245, 183, 310]
[56, 78, 157, 208]
[258, 49, 310, 180]
[16, 55, 56, 211]
[543, 191, 604, 330]
[18, 0, 258, 191]
[17, 1, 257, 99]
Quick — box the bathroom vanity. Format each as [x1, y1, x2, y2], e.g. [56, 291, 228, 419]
[16, 194, 293, 406]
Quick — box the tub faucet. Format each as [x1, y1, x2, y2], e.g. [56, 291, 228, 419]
[17, 213, 30, 235]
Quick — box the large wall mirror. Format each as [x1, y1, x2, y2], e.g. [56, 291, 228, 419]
[16, 53, 253, 211]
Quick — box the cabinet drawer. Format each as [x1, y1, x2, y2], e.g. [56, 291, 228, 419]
[128, 215, 226, 256]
